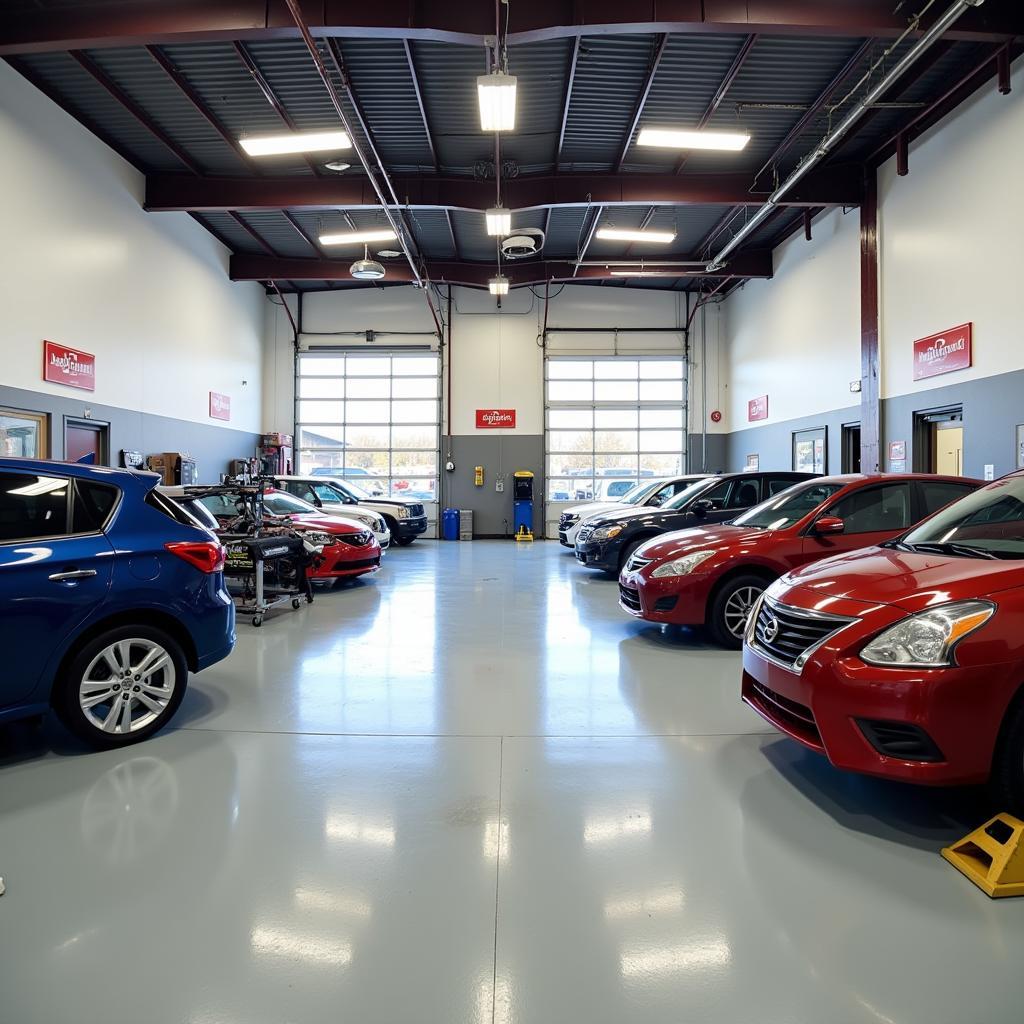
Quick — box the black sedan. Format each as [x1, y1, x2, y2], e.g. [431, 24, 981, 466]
[573, 471, 816, 573]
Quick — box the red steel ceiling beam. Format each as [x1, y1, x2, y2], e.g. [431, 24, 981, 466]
[146, 166, 863, 212]
[230, 250, 774, 285]
[614, 33, 669, 172]
[676, 33, 758, 174]
[555, 35, 581, 171]
[4, 1, 1021, 54]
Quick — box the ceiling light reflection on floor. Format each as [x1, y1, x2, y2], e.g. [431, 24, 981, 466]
[583, 811, 652, 843]
[483, 819, 510, 861]
[620, 936, 732, 978]
[603, 886, 684, 919]
[293, 887, 373, 918]
[250, 925, 353, 967]
[324, 812, 396, 847]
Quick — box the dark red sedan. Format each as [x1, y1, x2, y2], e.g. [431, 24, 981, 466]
[741, 471, 1024, 809]
[619, 474, 981, 647]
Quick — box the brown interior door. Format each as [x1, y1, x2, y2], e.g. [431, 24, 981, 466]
[66, 424, 103, 464]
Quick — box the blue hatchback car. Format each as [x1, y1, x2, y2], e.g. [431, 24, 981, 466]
[0, 458, 235, 747]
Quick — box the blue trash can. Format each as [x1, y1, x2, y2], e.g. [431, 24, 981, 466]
[442, 507, 460, 541]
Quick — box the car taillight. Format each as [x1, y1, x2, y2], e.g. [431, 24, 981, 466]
[165, 540, 227, 573]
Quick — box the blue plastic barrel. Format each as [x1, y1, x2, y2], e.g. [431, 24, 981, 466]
[442, 507, 461, 541]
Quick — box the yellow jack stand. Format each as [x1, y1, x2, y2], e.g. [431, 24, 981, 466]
[941, 813, 1024, 897]
[514, 526, 534, 543]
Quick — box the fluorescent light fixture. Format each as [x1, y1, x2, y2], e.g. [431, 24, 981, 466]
[318, 228, 398, 246]
[485, 207, 512, 237]
[637, 127, 750, 151]
[609, 270, 680, 277]
[477, 71, 517, 131]
[239, 130, 350, 156]
[489, 275, 510, 296]
[596, 227, 676, 244]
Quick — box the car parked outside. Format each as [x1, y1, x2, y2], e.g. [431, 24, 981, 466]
[619, 474, 981, 647]
[0, 458, 235, 747]
[274, 475, 428, 546]
[741, 470, 1024, 810]
[558, 474, 711, 548]
[575, 471, 815, 573]
[188, 488, 382, 584]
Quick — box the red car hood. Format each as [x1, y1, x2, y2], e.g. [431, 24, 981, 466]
[780, 546, 1024, 613]
[284, 512, 362, 535]
[638, 524, 782, 563]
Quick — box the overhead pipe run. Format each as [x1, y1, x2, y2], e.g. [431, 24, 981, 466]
[705, 0, 986, 273]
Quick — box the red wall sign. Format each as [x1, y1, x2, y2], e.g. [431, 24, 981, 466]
[748, 395, 768, 422]
[209, 391, 231, 421]
[43, 340, 95, 392]
[913, 322, 972, 381]
[476, 408, 516, 429]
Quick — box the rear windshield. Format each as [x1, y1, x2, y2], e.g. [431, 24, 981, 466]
[900, 477, 1024, 559]
[733, 481, 845, 530]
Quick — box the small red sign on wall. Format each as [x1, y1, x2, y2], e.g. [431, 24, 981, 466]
[476, 408, 516, 429]
[913, 323, 972, 381]
[43, 340, 95, 392]
[748, 395, 768, 422]
[209, 391, 231, 421]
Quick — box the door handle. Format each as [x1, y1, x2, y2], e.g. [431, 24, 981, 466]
[48, 569, 98, 582]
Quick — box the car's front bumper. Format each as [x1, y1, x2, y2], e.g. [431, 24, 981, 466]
[741, 607, 1018, 786]
[617, 568, 712, 624]
[574, 539, 618, 571]
[393, 515, 428, 541]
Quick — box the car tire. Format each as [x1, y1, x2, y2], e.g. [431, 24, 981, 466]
[990, 693, 1024, 816]
[708, 575, 768, 650]
[53, 625, 188, 749]
[617, 537, 647, 573]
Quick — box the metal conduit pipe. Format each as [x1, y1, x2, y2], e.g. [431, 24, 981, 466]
[706, 0, 985, 272]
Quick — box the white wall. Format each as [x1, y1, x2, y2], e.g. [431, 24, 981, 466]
[265, 283, 710, 438]
[723, 205, 861, 431]
[0, 61, 266, 432]
[880, 58, 1024, 400]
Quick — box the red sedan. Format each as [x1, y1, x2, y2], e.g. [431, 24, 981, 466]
[619, 474, 981, 647]
[741, 471, 1024, 808]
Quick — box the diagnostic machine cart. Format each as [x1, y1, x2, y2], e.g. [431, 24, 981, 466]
[513, 471, 534, 542]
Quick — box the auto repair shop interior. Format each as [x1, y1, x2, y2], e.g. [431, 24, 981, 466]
[2, 1, 1024, 1021]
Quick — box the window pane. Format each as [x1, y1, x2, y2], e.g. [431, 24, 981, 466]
[595, 430, 638, 452]
[639, 360, 684, 379]
[298, 449, 343, 470]
[640, 453, 683, 475]
[298, 400, 344, 423]
[549, 454, 594, 475]
[346, 401, 391, 423]
[595, 453, 637, 472]
[346, 377, 390, 399]
[346, 451, 390, 473]
[595, 380, 637, 402]
[347, 357, 391, 376]
[392, 478, 437, 500]
[639, 408, 683, 428]
[393, 356, 439, 376]
[392, 425, 437, 449]
[548, 380, 593, 402]
[594, 408, 638, 429]
[392, 377, 436, 399]
[392, 451, 438, 476]
[548, 408, 593, 429]
[548, 361, 593, 380]
[345, 425, 390, 449]
[640, 430, 684, 452]
[300, 356, 345, 376]
[594, 360, 638, 379]
[299, 426, 345, 447]
[547, 477, 594, 500]
[548, 430, 592, 453]
[298, 377, 343, 399]
[391, 400, 438, 424]
[0, 472, 69, 541]
[639, 380, 683, 401]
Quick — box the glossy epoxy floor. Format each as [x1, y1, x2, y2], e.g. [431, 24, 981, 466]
[2, 541, 1023, 1023]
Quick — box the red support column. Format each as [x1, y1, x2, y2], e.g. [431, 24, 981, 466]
[860, 172, 880, 473]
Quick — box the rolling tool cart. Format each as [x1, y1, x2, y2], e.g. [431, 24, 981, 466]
[221, 532, 311, 627]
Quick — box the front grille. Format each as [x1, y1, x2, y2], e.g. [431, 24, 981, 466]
[408, 503, 424, 517]
[750, 680, 822, 746]
[334, 556, 380, 571]
[577, 525, 594, 543]
[626, 553, 652, 573]
[752, 598, 853, 669]
[559, 513, 579, 529]
[339, 532, 372, 547]
[619, 584, 642, 611]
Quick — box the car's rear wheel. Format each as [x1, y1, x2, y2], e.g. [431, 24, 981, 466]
[708, 575, 767, 649]
[53, 625, 188, 748]
[990, 693, 1024, 816]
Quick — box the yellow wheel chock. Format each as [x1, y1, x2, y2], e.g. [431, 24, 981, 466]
[941, 813, 1024, 897]
[514, 526, 534, 542]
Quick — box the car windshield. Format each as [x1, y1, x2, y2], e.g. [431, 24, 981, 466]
[661, 478, 718, 511]
[619, 480, 663, 505]
[333, 478, 370, 500]
[898, 476, 1024, 559]
[732, 481, 845, 530]
[263, 491, 316, 516]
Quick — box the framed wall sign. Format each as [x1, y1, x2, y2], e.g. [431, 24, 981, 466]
[43, 340, 95, 391]
[889, 440, 906, 461]
[913, 323, 972, 381]
[209, 391, 231, 421]
[748, 395, 768, 422]
[476, 409, 516, 429]
[745, 453, 759, 471]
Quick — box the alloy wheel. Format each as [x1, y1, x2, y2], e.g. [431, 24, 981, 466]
[723, 586, 763, 639]
[79, 639, 178, 735]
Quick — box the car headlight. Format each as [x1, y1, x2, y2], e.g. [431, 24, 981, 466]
[395, 507, 410, 519]
[303, 531, 334, 547]
[859, 600, 995, 668]
[650, 550, 715, 578]
[562, 514, 580, 525]
[591, 525, 623, 541]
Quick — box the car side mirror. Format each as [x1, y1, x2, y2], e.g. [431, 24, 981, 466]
[814, 515, 845, 535]
[691, 499, 713, 518]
